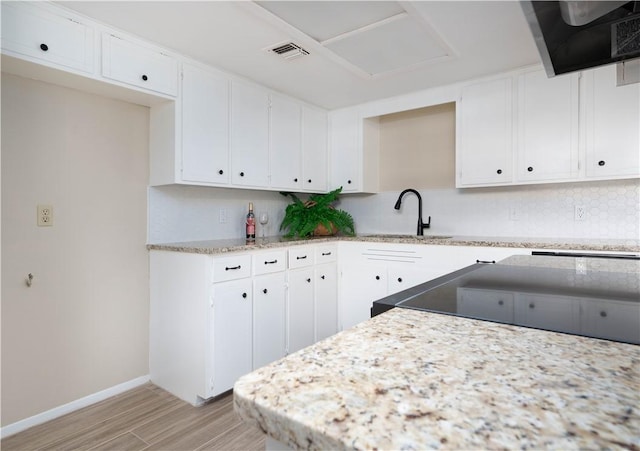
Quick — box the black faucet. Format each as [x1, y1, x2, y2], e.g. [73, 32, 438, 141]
[394, 188, 431, 236]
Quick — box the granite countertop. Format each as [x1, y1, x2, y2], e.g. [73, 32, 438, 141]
[233, 306, 640, 450]
[147, 234, 640, 254]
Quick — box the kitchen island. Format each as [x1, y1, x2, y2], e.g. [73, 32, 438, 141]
[234, 256, 640, 450]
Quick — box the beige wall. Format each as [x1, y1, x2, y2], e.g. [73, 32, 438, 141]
[378, 102, 456, 191]
[1, 74, 150, 426]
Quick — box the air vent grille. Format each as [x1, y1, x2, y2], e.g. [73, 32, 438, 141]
[270, 42, 309, 60]
[612, 15, 640, 58]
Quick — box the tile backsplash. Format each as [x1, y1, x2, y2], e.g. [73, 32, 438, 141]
[338, 179, 639, 241]
[149, 179, 639, 243]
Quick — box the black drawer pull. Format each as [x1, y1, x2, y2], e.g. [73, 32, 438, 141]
[397, 277, 403, 283]
[496, 169, 502, 174]
[347, 179, 352, 184]
[218, 169, 224, 175]
[476, 260, 496, 264]
[375, 275, 380, 280]
[264, 260, 277, 265]
[141, 74, 148, 81]
[600, 311, 607, 318]
[225, 265, 241, 271]
[239, 171, 245, 177]
[321, 275, 325, 280]
[321, 252, 332, 256]
[242, 292, 247, 298]
[308, 179, 312, 183]
[306, 278, 311, 283]
[40, 43, 49, 51]
[263, 288, 268, 294]
[598, 160, 606, 166]
[294, 178, 298, 182]
[527, 166, 533, 172]
[296, 255, 307, 260]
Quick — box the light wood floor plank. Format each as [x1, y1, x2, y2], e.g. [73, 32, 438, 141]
[0, 385, 265, 451]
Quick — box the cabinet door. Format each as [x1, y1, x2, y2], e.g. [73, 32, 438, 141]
[340, 264, 387, 330]
[517, 70, 579, 182]
[1, 2, 94, 73]
[315, 263, 338, 341]
[329, 109, 360, 192]
[270, 94, 302, 190]
[253, 272, 286, 368]
[514, 293, 580, 335]
[210, 279, 252, 397]
[581, 298, 640, 344]
[302, 107, 328, 192]
[457, 77, 513, 186]
[102, 33, 178, 96]
[181, 63, 230, 185]
[231, 80, 269, 187]
[457, 289, 514, 323]
[288, 268, 315, 354]
[584, 64, 640, 178]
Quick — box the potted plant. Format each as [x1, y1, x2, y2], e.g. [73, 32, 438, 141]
[280, 187, 356, 238]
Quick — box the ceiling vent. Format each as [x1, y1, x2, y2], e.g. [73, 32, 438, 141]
[270, 42, 309, 60]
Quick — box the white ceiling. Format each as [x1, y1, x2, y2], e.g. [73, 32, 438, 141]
[57, 1, 541, 110]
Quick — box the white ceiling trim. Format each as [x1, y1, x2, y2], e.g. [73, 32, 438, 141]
[319, 12, 408, 46]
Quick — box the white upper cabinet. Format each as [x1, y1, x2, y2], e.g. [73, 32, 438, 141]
[230, 80, 270, 187]
[302, 106, 328, 193]
[516, 70, 580, 182]
[584, 64, 640, 179]
[457, 77, 513, 186]
[329, 109, 361, 192]
[270, 94, 302, 191]
[1, 2, 94, 74]
[180, 63, 230, 185]
[102, 33, 178, 96]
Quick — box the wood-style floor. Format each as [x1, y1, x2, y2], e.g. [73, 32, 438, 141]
[1, 384, 266, 451]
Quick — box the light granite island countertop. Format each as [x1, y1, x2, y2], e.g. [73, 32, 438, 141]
[234, 261, 640, 449]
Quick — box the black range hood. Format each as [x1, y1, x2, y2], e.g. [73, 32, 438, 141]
[521, 0, 640, 77]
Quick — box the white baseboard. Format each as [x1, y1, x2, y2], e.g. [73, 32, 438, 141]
[1, 375, 150, 439]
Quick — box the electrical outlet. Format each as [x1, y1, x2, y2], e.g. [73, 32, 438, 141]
[574, 205, 586, 221]
[37, 204, 53, 227]
[219, 208, 227, 224]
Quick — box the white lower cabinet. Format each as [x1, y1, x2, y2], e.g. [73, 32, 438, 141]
[340, 264, 388, 330]
[580, 298, 640, 344]
[457, 289, 514, 323]
[514, 293, 581, 335]
[253, 272, 287, 369]
[288, 267, 315, 354]
[315, 262, 338, 341]
[211, 279, 253, 397]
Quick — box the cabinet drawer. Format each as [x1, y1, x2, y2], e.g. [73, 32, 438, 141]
[288, 246, 314, 269]
[102, 33, 178, 96]
[213, 254, 251, 283]
[253, 250, 286, 275]
[315, 244, 337, 264]
[1, 2, 94, 73]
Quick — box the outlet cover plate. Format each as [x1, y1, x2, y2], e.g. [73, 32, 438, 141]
[37, 204, 53, 227]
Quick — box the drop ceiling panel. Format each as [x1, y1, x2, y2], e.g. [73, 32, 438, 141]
[325, 15, 450, 76]
[256, 1, 404, 42]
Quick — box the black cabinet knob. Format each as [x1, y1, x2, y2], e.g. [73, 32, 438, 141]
[141, 74, 148, 81]
[529, 303, 535, 309]
[600, 311, 607, 318]
[239, 172, 245, 177]
[263, 288, 268, 294]
[40, 43, 49, 52]
[294, 178, 298, 182]
[306, 278, 311, 283]
[308, 179, 312, 183]
[497, 169, 502, 174]
[321, 275, 325, 280]
[375, 275, 380, 280]
[218, 169, 224, 175]
[397, 277, 403, 283]
[242, 292, 247, 298]
[347, 179, 352, 184]
[527, 167, 533, 172]
[598, 160, 606, 166]
[498, 300, 504, 306]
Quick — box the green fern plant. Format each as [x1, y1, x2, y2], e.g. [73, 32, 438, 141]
[280, 187, 356, 238]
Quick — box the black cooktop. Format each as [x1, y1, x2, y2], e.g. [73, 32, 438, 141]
[371, 254, 640, 345]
